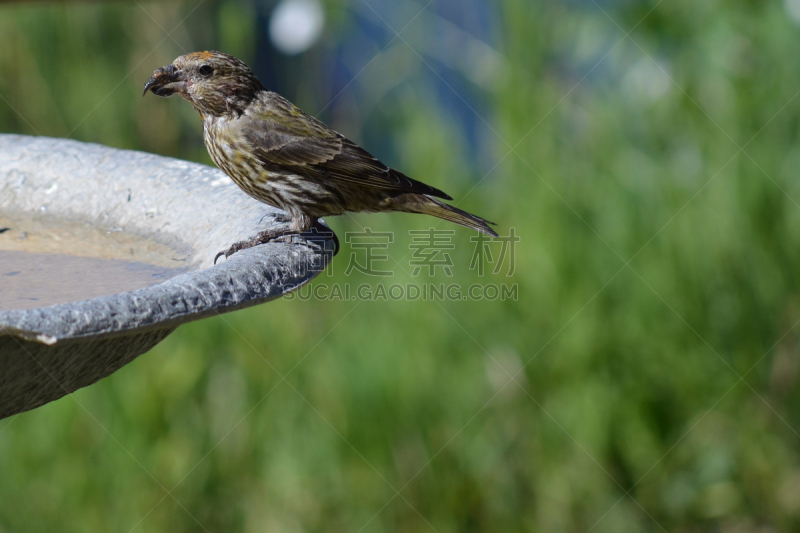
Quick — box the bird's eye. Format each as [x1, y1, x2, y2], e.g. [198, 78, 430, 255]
[199, 65, 213, 76]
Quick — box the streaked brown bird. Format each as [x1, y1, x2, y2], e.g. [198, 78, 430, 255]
[143, 51, 497, 262]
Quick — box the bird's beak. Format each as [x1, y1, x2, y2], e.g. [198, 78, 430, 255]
[143, 64, 186, 97]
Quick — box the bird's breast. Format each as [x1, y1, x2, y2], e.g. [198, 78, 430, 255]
[202, 118, 298, 209]
[204, 121, 259, 178]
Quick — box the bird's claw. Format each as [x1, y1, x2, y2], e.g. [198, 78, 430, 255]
[213, 240, 257, 265]
[212, 228, 289, 264]
[213, 250, 228, 265]
[214, 244, 240, 265]
[212, 223, 338, 265]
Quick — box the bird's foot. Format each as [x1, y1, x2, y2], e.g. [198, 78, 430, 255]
[213, 220, 338, 264]
[214, 227, 293, 264]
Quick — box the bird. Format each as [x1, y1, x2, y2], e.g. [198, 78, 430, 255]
[143, 51, 497, 263]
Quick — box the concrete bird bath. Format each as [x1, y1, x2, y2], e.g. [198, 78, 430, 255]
[0, 134, 334, 420]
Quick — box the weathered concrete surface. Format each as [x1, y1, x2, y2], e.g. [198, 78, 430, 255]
[0, 134, 334, 419]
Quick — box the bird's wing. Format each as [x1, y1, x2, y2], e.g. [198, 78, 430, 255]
[240, 92, 452, 200]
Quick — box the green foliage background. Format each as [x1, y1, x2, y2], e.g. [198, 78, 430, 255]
[2, 1, 800, 531]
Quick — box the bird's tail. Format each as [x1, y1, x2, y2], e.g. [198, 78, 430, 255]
[393, 194, 498, 237]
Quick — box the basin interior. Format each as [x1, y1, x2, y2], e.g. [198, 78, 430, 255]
[0, 210, 190, 310]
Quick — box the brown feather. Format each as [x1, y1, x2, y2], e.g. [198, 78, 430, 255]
[242, 92, 453, 199]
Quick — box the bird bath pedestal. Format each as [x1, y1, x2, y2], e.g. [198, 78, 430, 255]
[0, 134, 334, 420]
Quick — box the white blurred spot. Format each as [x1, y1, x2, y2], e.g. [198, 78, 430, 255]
[269, 0, 325, 56]
[622, 58, 672, 104]
[786, 0, 800, 25]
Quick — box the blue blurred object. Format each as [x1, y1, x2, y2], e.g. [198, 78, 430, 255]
[248, 0, 502, 176]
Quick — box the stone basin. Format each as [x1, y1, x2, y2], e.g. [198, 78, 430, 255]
[0, 134, 334, 420]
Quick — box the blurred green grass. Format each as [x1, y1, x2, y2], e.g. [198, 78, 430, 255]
[2, 0, 800, 531]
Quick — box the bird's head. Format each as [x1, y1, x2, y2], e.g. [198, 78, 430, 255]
[143, 51, 263, 117]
